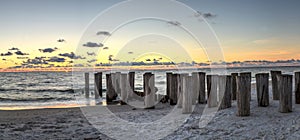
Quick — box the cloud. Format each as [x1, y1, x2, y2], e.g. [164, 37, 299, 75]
[253, 38, 280, 45]
[195, 11, 217, 19]
[24, 57, 48, 65]
[57, 39, 66, 43]
[1, 52, 13, 56]
[87, 52, 96, 56]
[96, 31, 111, 36]
[87, 59, 97, 63]
[167, 21, 181, 26]
[108, 55, 119, 61]
[15, 51, 29, 55]
[48, 57, 66, 63]
[59, 52, 86, 59]
[83, 42, 103, 47]
[39, 47, 58, 53]
[103, 47, 109, 50]
[9, 47, 19, 51]
[128, 52, 134, 54]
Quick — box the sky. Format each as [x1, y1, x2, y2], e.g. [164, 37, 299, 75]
[0, 0, 300, 69]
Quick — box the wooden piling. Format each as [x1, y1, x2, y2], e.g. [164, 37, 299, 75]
[128, 72, 135, 100]
[255, 73, 269, 107]
[278, 74, 293, 113]
[198, 72, 206, 104]
[94, 72, 102, 99]
[85, 73, 89, 98]
[115, 72, 121, 96]
[208, 75, 218, 108]
[170, 74, 178, 105]
[207, 75, 212, 99]
[120, 74, 128, 105]
[240, 72, 252, 101]
[231, 73, 238, 100]
[166, 72, 172, 100]
[144, 73, 155, 109]
[182, 76, 193, 114]
[106, 74, 117, 103]
[236, 76, 250, 116]
[192, 72, 199, 105]
[177, 74, 188, 108]
[219, 75, 232, 110]
[295, 72, 300, 104]
[271, 71, 282, 100]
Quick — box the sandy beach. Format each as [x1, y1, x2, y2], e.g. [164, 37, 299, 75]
[1, 94, 300, 140]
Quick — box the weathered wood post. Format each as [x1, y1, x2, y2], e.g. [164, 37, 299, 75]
[208, 75, 218, 108]
[170, 74, 178, 105]
[236, 76, 250, 116]
[207, 75, 212, 99]
[144, 72, 155, 109]
[128, 72, 135, 100]
[85, 73, 89, 98]
[255, 73, 269, 107]
[240, 72, 252, 101]
[115, 72, 121, 96]
[177, 74, 188, 108]
[231, 73, 238, 100]
[182, 76, 193, 114]
[295, 72, 300, 104]
[192, 72, 199, 105]
[198, 72, 206, 104]
[219, 75, 232, 110]
[278, 74, 293, 113]
[166, 72, 172, 100]
[94, 72, 102, 99]
[106, 74, 117, 103]
[271, 71, 282, 100]
[120, 73, 128, 105]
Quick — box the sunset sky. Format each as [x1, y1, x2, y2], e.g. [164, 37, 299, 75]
[0, 0, 300, 69]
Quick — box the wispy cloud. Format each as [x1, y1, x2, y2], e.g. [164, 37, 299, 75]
[96, 31, 111, 36]
[8, 47, 19, 51]
[1, 52, 13, 56]
[39, 47, 58, 53]
[83, 42, 104, 47]
[59, 52, 86, 59]
[15, 51, 29, 56]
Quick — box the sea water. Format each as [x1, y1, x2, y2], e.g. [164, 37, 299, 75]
[0, 66, 298, 110]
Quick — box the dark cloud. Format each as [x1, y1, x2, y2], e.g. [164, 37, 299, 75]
[103, 47, 109, 50]
[9, 47, 19, 51]
[128, 52, 133, 54]
[39, 48, 58, 53]
[167, 21, 181, 26]
[59, 52, 86, 59]
[48, 57, 66, 63]
[195, 11, 217, 19]
[1, 52, 13, 56]
[108, 55, 119, 61]
[96, 31, 111, 36]
[15, 51, 29, 56]
[83, 42, 103, 48]
[25, 57, 48, 65]
[87, 59, 97, 63]
[57, 39, 66, 43]
[87, 52, 96, 56]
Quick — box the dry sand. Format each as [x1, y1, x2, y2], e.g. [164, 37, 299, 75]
[1, 92, 300, 139]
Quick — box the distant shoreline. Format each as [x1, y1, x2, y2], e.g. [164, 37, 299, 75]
[0, 64, 300, 73]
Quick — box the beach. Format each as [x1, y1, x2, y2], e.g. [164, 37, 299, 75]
[1, 95, 300, 139]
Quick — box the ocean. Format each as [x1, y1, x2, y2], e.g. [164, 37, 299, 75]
[0, 66, 299, 110]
